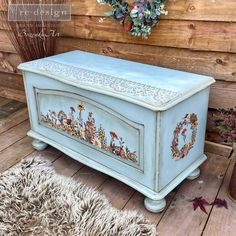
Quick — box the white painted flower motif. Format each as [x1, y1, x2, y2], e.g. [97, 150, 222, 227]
[25, 60, 180, 109]
[130, 7, 139, 17]
[92, 137, 102, 148]
[159, 4, 168, 15]
[80, 127, 86, 140]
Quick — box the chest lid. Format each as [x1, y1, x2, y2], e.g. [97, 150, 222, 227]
[18, 50, 215, 111]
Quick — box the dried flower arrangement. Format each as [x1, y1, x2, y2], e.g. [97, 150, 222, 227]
[213, 108, 236, 203]
[40, 103, 138, 163]
[213, 108, 236, 145]
[97, 0, 167, 38]
[0, 0, 65, 61]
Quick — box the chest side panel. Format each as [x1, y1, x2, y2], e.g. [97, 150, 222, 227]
[157, 88, 210, 191]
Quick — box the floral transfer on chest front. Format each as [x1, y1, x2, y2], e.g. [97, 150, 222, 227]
[40, 102, 138, 163]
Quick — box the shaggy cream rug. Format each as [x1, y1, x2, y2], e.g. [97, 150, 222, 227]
[0, 157, 156, 236]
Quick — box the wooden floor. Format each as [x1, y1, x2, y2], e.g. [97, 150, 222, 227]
[0, 96, 235, 236]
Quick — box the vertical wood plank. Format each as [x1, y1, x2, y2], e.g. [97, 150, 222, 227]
[203, 159, 236, 236]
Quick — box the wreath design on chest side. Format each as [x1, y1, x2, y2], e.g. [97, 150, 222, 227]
[97, 0, 168, 38]
[171, 113, 198, 161]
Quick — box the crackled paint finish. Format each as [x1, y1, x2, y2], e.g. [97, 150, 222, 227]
[171, 113, 198, 160]
[40, 102, 138, 163]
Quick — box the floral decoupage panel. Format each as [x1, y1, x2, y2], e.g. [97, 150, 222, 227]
[38, 93, 140, 165]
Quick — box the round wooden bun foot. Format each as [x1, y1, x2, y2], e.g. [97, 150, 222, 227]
[187, 167, 200, 180]
[32, 139, 48, 151]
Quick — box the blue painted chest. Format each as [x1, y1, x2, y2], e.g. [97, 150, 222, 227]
[19, 51, 215, 212]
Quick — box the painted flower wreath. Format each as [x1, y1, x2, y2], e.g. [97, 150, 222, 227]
[171, 113, 198, 161]
[97, 0, 168, 38]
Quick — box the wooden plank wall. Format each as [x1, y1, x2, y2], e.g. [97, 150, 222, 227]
[0, 0, 235, 154]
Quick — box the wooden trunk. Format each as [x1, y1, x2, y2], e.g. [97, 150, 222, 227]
[19, 50, 215, 212]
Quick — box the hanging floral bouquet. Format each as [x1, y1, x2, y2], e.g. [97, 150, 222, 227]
[97, 0, 168, 38]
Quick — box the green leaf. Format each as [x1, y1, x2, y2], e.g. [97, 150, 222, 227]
[217, 124, 229, 131]
[124, 15, 132, 23]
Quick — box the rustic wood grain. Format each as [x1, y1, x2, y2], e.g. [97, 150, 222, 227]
[204, 141, 233, 159]
[53, 154, 84, 177]
[156, 153, 230, 236]
[209, 81, 236, 109]
[0, 86, 26, 102]
[57, 37, 236, 82]
[99, 178, 135, 210]
[0, 52, 21, 74]
[73, 166, 109, 189]
[0, 136, 34, 173]
[70, 0, 236, 22]
[2, 0, 236, 22]
[0, 72, 23, 90]
[0, 96, 10, 106]
[38, 147, 63, 162]
[0, 107, 28, 134]
[0, 99, 26, 119]
[25, 146, 63, 163]
[203, 159, 236, 236]
[62, 17, 236, 53]
[0, 30, 16, 53]
[0, 120, 29, 151]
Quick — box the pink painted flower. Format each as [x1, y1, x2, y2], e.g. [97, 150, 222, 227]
[110, 131, 119, 140]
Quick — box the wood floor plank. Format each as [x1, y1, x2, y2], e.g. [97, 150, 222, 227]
[0, 86, 26, 103]
[156, 153, 230, 236]
[28, 146, 63, 163]
[0, 107, 28, 134]
[99, 178, 135, 210]
[0, 100, 26, 119]
[7, 146, 64, 174]
[0, 97, 11, 106]
[73, 166, 109, 189]
[0, 110, 230, 236]
[53, 154, 84, 177]
[0, 136, 34, 173]
[205, 141, 233, 159]
[203, 159, 236, 236]
[0, 120, 29, 151]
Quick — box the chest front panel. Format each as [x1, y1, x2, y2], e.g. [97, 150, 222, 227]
[25, 72, 157, 189]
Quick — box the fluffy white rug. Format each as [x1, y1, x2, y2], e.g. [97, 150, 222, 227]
[0, 157, 156, 235]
